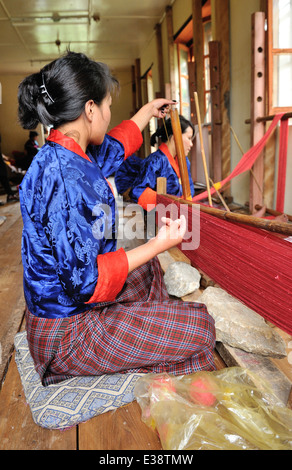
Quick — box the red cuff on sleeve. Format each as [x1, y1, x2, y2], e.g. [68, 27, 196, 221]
[138, 187, 157, 211]
[108, 120, 143, 158]
[85, 248, 129, 304]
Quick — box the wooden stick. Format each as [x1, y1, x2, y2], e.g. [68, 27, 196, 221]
[230, 125, 263, 195]
[209, 177, 230, 212]
[170, 108, 192, 201]
[157, 177, 167, 195]
[163, 194, 292, 236]
[245, 111, 292, 124]
[194, 92, 213, 206]
[254, 204, 292, 222]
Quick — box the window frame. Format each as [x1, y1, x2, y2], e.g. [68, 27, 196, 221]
[268, 0, 292, 113]
[177, 43, 191, 120]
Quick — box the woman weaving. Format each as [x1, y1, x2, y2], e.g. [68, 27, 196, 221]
[18, 51, 215, 386]
[115, 115, 195, 210]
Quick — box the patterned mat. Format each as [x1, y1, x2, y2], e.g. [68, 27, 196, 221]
[14, 331, 144, 430]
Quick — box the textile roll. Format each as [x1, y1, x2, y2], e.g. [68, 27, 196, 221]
[157, 194, 292, 335]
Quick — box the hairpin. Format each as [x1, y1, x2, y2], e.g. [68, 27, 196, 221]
[40, 73, 55, 104]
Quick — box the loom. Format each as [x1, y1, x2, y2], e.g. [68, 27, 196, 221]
[160, 109, 292, 336]
[157, 193, 292, 336]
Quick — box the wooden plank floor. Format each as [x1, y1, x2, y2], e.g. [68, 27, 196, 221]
[0, 193, 291, 450]
[0, 196, 163, 450]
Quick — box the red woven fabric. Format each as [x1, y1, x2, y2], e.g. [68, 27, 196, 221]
[157, 195, 292, 335]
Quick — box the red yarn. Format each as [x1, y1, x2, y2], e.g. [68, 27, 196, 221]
[157, 195, 292, 335]
[193, 114, 285, 203]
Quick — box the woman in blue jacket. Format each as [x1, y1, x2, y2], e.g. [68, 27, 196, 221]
[18, 51, 215, 386]
[115, 116, 195, 210]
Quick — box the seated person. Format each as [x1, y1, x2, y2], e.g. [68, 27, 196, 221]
[23, 131, 40, 170]
[0, 134, 19, 204]
[114, 153, 143, 199]
[128, 115, 195, 211]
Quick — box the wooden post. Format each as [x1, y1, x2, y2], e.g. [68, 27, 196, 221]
[157, 177, 167, 195]
[165, 6, 176, 100]
[192, 0, 205, 121]
[155, 23, 165, 97]
[131, 65, 136, 117]
[194, 92, 213, 206]
[135, 58, 142, 109]
[209, 41, 222, 183]
[188, 60, 197, 182]
[250, 12, 266, 211]
[211, 0, 231, 188]
[135, 58, 145, 159]
[170, 108, 192, 200]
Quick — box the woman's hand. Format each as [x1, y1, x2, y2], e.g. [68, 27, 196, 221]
[154, 215, 187, 252]
[150, 99, 176, 119]
[125, 215, 186, 274]
[131, 99, 176, 132]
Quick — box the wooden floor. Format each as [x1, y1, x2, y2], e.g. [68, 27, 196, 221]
[0, 196, 163, 450]
[0, 193, 291, 450]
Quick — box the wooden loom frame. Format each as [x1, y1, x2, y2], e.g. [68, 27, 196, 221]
[162, 75, 292, 337]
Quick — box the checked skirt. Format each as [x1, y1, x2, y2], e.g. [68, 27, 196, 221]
[25, 257, 216, 386]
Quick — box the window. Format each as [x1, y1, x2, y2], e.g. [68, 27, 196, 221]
[146, 70, 157, 152]
[203, 20, 212, 123]
[268, 0, 292, 112]
[177, 44, 191, 121]
[174, 15, 212, 123]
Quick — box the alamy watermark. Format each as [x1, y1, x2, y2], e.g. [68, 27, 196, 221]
[91, 197, 200, 251]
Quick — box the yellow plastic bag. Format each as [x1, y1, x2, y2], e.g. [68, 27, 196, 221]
[134, 367, 292, 450]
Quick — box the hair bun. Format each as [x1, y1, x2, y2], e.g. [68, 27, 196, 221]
[18, 73, 41, 129]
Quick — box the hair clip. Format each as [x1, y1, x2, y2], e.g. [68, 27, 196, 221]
[40, 73, 55, 104]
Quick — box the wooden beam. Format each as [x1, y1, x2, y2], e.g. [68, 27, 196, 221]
[131, 65, 136, 116]
[155, 23, 165, 97]
[188, 60, 198, 182]
[157, 177, 167, 195]
[250, 12, 266, 211]
[194, 91, 212, 206]
[164, 194, 292, 236]
[192, 0, 205, 121]
[211, 0, 231, 189]
[209, 40, 222, 183]
[135, 58, 142, 109]
[135, 58, 145, 159]
[165, 6, 176, 100]
[170, 109, 192, 200]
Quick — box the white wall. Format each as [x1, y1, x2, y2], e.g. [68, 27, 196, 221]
[229, 0, 261, 206]
[0, 67, 133, 156]
[0, 74, 32, 156]
[277, 125, 292, 214]
[109, 68, 133, 130]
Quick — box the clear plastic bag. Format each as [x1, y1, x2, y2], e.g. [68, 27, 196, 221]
[134, 367, 292, 450]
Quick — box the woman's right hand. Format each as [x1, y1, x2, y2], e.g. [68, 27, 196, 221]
[153, 215, 187, 253]
[130, 99, 176, 132]
[125, 215, 186, 274]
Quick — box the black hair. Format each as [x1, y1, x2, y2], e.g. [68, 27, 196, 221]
[150, 115, 194, 147]
[18, 51, 119, 129]
[29, 131, 38, 139]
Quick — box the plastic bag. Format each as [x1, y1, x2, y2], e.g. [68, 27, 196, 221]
[134, 367, 292, 450]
